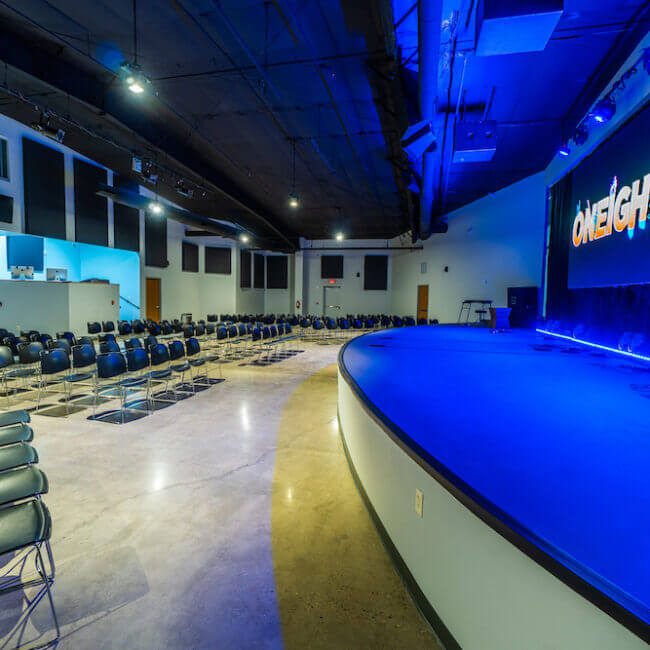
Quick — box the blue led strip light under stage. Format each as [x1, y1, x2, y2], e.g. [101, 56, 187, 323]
[536, 328, 650, 362]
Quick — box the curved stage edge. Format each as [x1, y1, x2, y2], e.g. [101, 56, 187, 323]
[337, 327, 649, 650]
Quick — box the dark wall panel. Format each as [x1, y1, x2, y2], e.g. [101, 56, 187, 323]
[267, 255, 288, 289]
[321, 255, 344, 278]
[364, 255, 388, 290]
[182, 241, 199, 272]
[254, 253, 265, 288]
[74, 158, 108, 246]
[22, 137, 66, 239]
[205, 246, 231, 274]
[144, 212, 167, 268]
[240, 249, 252, 288]
[0, 195, 13, 224]
[113, 175, 140, 252]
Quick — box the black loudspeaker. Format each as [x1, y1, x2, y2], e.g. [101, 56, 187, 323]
[507, 286, 538, 328]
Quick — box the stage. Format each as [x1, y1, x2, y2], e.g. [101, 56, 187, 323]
[338, 326, 650, 649]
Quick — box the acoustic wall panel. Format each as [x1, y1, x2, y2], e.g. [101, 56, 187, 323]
[321, 255, 344, 279]
[0, 195, 13, 224]
[74, 158, 108, 246]
[182, 241, 199, 272]
[113, 175, 140, 252]
[22, 137, 66, 239]
[205, 246, 231, 274]
[254, 253, 265, 288]
[364, 255, 388, 290]
[144, 212, 167, 268]
[240, 249, 252, 288]
[266, 255, 288, 289]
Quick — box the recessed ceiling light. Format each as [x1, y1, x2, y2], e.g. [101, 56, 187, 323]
[149, 201, 163, 215]
[240, 234, 250, 243]
[288, 192, 299, 209]
[335, 232, 344, 241]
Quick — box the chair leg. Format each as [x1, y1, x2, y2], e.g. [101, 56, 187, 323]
[35, 544, 60, 642]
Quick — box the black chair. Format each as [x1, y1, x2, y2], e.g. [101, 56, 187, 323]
[77, 336, 95, 347]
[0, 346, 18, 409]
[48, 338, 72, 356]
[98, 332, 116, 344]
[144, 335, 158, 352]
[184, 337, 218, 387]
[132, 320, 145, 335]
[87, 322, 101, 335]
[167, 341, 193, 394]
[118, 321, 133, 336]
[124, 338, 144, 352]
[102, 321, 115, 333]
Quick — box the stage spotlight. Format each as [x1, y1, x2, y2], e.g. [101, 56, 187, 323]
[574, 124, 588, 146]
[148, 201, 164, 215]
[558, 144, 571, 157]
[240, 233, 250, 244]
[335, 232, 344, 241]
[121, 62, 149, 95]
[591, 96, 616, 124]
[288, 192, 300, 209]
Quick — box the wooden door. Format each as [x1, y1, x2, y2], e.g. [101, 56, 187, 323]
[417, 285, 429, 322]
[145, 277, 161, 322]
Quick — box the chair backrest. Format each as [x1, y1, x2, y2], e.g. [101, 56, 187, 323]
[102, 321, 115, 333]
[78, 336, 94, 347]
[97, 352, 126, 379]
[0, 346, 14, 370]
[206, 323, 216, 335]
[251, 327, 261, 342]
[217, 326, 228, 341]
[53, 338, 72, 355]
[183, 324, 195, 339]
[98, 333, 116, 343]
[207, 314, 218, 322]
[132, 320, 145, 334]
[0, 442, 39, 472]
[150, 344, 170, 367]
[87, 321, 101, 334]
[185, 337, 201, 357]
[56, 331, 76, 345]
[285, 323, 293, 334]
[100, 340, 120, 354]
[195, 323, 206, 337]
[125, 338, 143, 351]
[0, 423, 34, 447]
[236, 324, 246, 337]
[118, 321, 133, 335]
[168, 340, 185, 361]
[41, 348, 70, 375]
[126, 348, 149, 373]
[262, 326, 271, 340]
[148, 322, 162, 336]
[228, 325, 238, 339]
[18, 342, 44, 365]
[161, 322, 173, 335]
[2, 336, 20, 355]
[270, 325, 278, 337]
[72, 343, 96, 369]
[27, 331, 41, 343]
[277, 323, 285, 336]
[144, 335, 158, 351]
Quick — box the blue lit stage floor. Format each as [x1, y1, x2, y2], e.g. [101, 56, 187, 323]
[341, 326, 650, 629]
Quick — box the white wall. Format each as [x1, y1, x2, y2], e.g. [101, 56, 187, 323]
[391, 174, 547, 323]
[301, 240, 392, 316]
[67, 283, 119, 334]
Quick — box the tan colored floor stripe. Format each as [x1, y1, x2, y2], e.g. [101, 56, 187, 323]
[272, 364, 441, 650]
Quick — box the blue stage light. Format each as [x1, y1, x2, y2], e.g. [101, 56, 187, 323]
[536, 328, 650, 363]
[591, 96, 616, 123]
[558, 144, 570, 157]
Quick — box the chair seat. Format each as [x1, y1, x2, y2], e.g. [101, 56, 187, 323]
[119, 376, 148, 388]
[188, 358, 206, 367]
[171, 362, 190, 373]
[147, 368, 172, 380]
[6, 368, 38, 379]
[0, 499, 51, 556]
[0, 466, 48, 508]
[64, 372, 94, 383]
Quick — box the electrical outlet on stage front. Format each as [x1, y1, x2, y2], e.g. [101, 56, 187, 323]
[415, 489, 424, 518]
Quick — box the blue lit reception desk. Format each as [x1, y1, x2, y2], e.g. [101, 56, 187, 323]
[338, 326, 649, 650]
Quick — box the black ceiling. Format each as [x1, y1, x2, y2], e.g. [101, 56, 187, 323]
[0, 1, 647, 247]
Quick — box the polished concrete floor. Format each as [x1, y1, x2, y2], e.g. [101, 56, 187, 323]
[0, 341, 439, 649]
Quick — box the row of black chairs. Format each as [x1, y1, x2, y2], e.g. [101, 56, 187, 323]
[0, 410, 59, 646]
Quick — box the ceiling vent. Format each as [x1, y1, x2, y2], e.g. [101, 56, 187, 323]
[476, 0, 563, 56]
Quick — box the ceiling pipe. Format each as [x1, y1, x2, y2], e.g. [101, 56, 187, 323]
[419, 0, 443, 239]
